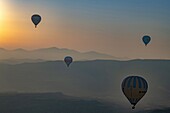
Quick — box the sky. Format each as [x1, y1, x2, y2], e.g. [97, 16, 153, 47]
[0, 0, 170, 59]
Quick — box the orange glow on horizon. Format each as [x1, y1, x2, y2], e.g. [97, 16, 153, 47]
[0, 1, 6, 34]
[0, 0, 13, 43]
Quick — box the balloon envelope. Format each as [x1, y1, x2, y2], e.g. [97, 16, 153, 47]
[121, 76, 148, 109]
[64, 56, 73, 67]
[31, 14, 41, 28]
[142, 35, 151, 46]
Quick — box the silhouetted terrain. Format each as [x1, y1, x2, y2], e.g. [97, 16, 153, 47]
[0, 92, 169, 113]
[0, 47, 124, 61]
[0, 59, 169, 110]
[0, 58, 45, 64]
[136, 108, 170, 113]
[0, 92, 125, 113]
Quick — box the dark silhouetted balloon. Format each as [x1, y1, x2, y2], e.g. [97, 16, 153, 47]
[64, 56, 73, 67]
[121, 76, 148, 109]
[31, 14, 41, 28]
[142, 35, 151, 46]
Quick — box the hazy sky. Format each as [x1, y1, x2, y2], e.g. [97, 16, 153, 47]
[0, 0, 170, 59]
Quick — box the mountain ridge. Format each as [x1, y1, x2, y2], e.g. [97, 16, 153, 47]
[0, 47, 127, 61]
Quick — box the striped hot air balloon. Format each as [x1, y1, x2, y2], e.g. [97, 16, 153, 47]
[121, 76, 148, 109]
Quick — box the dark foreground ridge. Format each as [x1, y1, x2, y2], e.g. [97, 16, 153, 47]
[0, 92, 169, 113]
[0, 92, 125, 113]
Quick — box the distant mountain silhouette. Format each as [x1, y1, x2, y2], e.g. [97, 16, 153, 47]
[0, 47, 126, 62]
[0, 59, 169, 109]
[0, 58, 45, 64]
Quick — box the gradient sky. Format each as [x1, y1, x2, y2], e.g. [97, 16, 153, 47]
[0, 0, 170, 59]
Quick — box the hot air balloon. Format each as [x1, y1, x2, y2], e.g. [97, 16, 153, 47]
[31, 14, 41, 28]
[64, 56, 73, 67]
[142, 35, 151, 46]
[121, 76, 148, 109]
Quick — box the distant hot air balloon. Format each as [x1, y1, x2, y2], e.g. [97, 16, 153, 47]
[142, 35, 151, 46]
[121, 76, 148, 109]
[64, 56, 73, 67]
[31, 14, 41, 28]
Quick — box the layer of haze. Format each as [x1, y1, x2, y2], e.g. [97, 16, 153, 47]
[0, 0, 170, 59]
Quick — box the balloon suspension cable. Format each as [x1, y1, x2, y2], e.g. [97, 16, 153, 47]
[35, 25, 37, 28]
